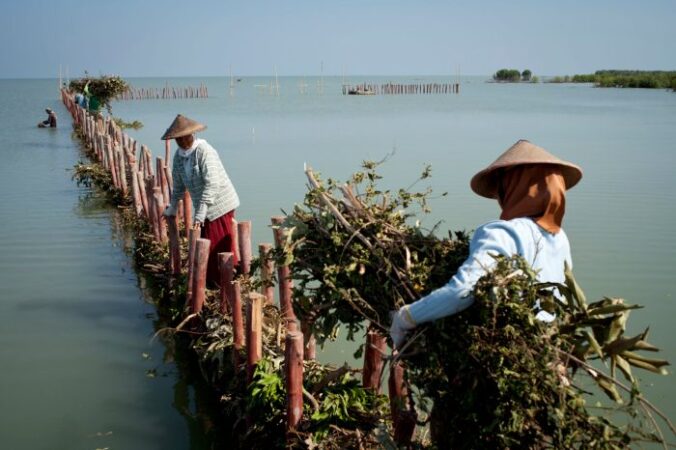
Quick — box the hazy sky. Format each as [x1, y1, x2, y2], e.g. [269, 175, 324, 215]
[1, 0, 675, 78]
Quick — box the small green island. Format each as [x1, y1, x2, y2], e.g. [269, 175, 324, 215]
[548, 70, 676, 90]
[492, 68, 539, 83]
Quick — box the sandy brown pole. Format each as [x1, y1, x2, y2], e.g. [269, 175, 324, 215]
[136, 171, 150, 218]
[191, 238, 211, 315]
[163, 164, 173, 198]
[246, 293, 264, 383]
[231, 219, 240, 264]
[167, 215, 181, 275]
[362, 326, 387, 392]
[237, 221, 252, 275]
[164, 139, 170, 166]
[231, 281, 245, 365]
[106, 137, 119, 189]
[157, 157, 170, 205]
[258, 243, 275, 304]
[285, 331, 304, 433]
[186, 227, 199, 307]
[153, 187, 167, 243]
[301, 322, 316, 361]
[183, 191, 192, 237]
[130, 166, 143, 216]
[389, 361, 417, 445]
[147, 179, 160, 241]
[218, 252, 234, 314]
[118, 145, 128, 196]
[271, 216, 297, 331]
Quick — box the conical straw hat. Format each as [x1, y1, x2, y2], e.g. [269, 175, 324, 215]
[470, 140, 583, 199]
[161, 114, 207, 140]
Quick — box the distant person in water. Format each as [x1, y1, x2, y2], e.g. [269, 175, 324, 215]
[38, 108, 57, 128]
[162, 114, 240, 285]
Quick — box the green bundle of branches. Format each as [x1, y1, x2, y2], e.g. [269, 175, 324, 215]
[280, 161, 469, 345]
[69, 74, 129, 113]
[406, 255, 671, 449]
[279, 161, 672, 448]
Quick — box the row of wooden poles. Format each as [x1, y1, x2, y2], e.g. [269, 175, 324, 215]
[116, 83, 209, 100]
[342, 82, 460, 95]
[60, 88, 416, 445]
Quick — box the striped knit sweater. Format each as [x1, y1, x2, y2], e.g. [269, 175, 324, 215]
[166, 139, 239, 223]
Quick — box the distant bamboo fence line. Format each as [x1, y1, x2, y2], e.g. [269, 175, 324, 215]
[342, 82, 460, 95]
[116, 83, 209, 100]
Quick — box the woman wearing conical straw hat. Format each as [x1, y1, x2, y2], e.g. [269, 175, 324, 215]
[162, 114, 240, 284]
[390, 140, 583, 347]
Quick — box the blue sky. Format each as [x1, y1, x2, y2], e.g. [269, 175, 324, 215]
[1, 0, 675, 78]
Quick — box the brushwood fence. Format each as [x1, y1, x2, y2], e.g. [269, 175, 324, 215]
[116, 83, 209, 100]
[343, 82, 460, 95]
[59, 89, 415, 446]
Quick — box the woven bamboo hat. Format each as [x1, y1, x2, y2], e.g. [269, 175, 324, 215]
[470, 140, 583, 199]
[161, 114, 207, 140]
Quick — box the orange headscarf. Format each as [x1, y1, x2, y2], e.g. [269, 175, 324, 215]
[497, 165, 567, 234]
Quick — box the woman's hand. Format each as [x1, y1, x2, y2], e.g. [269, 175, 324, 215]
[390, 305, 417, 349]
[193, 222, 202, 230]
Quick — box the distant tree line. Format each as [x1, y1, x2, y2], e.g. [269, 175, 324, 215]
[548, 70, 676, 90]
[493, 69, 538, 83]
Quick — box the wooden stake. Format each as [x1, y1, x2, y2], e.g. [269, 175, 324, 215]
[232, 281, 245, 363]
[285, 331, 304, 432]
[237, 221, 252, 275]
[167, 214, 181, 275]
[186, 227, 199, 307]
[152, 186, 167, 243]
[191, 238, 211, 315]
[272, 216, 297, 331]
[183, 191, 192, 237]
[218, 252, 234, 314]
[136, 171, 150, 218]
[246, 294, 264, 383]
[389, 361, 417, 445]
[363, 326, 387, 392]
[258, 243, 275, 304]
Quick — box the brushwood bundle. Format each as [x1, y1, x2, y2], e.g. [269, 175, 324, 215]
[69, 74, 129, 113]
[279, 161, 673, 448]
[280, 161, 469, 345]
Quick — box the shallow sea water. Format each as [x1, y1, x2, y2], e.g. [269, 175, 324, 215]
[1, 76, 674, 448]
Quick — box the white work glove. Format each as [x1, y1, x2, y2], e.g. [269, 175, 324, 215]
[390, 305, 417, 349]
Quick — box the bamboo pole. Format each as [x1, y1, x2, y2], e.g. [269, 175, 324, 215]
[363, 326, 387, 392]
[130, 165, 143, 216]
[167, 214, 182, 275]
[136, 171, 150, 218]
[218, 252, 234, 314]
[285, 331, 304, 432]
[246, 293, 264, 383]
[232, 280, 245, 364]
[157, 157, 170, 205]
[258, 243, 275, 304]
[117, 145, 128, 196]
[237, 221, 252, 275]
[389, 361, 417, 445]
[153, 187, 167, 243]
[186, 227, 199, 307]
[302, 322, 316, 361]
[272, 216, 297, 331]
[191, 238, 211, 314]
[183, 191, 192, 237]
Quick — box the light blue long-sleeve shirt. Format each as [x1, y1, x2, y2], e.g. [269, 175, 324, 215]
[407, 218, 572, 325]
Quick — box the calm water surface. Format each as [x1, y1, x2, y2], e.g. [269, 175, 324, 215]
[1, 76, 674, 448]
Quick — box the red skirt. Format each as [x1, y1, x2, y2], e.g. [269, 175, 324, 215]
[201, 210, 238, 285]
